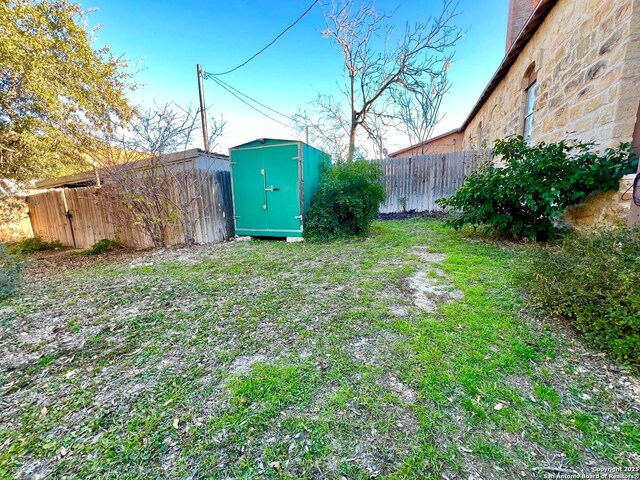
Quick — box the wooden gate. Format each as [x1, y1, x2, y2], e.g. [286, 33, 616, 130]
[26, 190, 75, 246]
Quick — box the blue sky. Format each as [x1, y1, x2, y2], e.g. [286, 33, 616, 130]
[88, 0, 509, 153]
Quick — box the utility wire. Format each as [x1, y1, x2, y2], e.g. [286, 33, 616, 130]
[204, 74, 296, 122]
[206, 0, 319, 76]
[208, 76, 291, 128]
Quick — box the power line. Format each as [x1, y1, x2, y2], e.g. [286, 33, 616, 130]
[206, 0, 319, 76]
[204, 74, 296, 122]
[208, 76, 291, 128]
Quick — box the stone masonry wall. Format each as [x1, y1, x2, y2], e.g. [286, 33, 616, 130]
[563, 174, 636, 231]
[463, 0, 640, 152]
[624, 1, 640, 226]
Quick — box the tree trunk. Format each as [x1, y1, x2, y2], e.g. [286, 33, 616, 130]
[152, 224, 166, 248]
[347, 73, 357, 162]
[347, 119, 357, 162]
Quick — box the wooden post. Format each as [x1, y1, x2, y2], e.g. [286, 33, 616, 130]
[197, 64, 210, 152]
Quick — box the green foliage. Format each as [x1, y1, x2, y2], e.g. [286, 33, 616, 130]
[10, 236, 63, 254]
[0, 243, 24, 300]
[527, 229, 640, 364]
[79, 238, 122, 255]
[304, 161, 385, 241]
[438, 138, 638, 240]
[0, 0, 134, 182]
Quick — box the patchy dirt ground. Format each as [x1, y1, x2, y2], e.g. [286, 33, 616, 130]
[1, 220, 638, 479]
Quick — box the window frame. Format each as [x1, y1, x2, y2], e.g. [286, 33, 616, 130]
[522, 76, 538, 145]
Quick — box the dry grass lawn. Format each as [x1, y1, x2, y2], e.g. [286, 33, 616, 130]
[1, 219, 638, 479]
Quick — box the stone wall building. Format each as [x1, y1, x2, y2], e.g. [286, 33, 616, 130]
[388, 129, 463, 157]
[390, 0, 640, 225]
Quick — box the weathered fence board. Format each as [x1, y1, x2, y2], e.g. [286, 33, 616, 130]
[26, 190, 75, 245]
[27, 164, 234, 249]
[373, 150, 482, 214]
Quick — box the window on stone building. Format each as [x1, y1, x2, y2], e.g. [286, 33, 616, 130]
[522, 65, 538, 145]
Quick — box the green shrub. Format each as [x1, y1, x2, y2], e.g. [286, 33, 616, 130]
[304, 161, 385, 241]
[0, 243, 24, 300]
[527, 229, 640, 365]
[10, 236, 63, 254]
[438, 138, 637, 240]
[79, 238, 122, 255]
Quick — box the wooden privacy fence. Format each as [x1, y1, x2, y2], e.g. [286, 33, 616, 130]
[27, 170, 234, 249]
[373, 150, 484, 214]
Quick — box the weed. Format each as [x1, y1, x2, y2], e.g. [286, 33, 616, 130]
[9, 236, 63, 254]
[0, 243, 24, 300]
[79, 238, 122, 255]
[526, 228, 640, 365]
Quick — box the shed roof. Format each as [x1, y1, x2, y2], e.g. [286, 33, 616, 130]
[34, 149, 229, 190]
[230, 138, 305, 150]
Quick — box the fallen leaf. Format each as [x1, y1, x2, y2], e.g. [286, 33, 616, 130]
[142, 437, 148, 446]
[172, 418, 180, 429]
[494, 402, 504, 411]
[65, 370, 76, 379]
[269, 461, 281, 469]
[40, 407, 48, 417]
[60, 446, 68, 457]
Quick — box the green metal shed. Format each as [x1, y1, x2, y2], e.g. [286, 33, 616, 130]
[229, 138, 331, 238]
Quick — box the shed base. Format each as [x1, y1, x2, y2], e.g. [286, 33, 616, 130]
[235, 228, 302, 238]
[234, 235, 305, 243]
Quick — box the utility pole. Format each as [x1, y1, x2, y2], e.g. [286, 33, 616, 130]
[196, 64, 210, 151]
[306, 125, 309, 144]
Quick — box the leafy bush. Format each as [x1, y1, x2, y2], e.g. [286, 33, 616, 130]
[10, 236, 63, 254]
[527, 229, 640, 365]
[304, 161, 385, 241]
[79, 238, 122, 255]
[0, 243, 24, 301]
[438, 138, 637, 240]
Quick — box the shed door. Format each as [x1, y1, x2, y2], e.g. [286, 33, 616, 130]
[232, 144, 301, 236]
[262, 144, 301, 234]
[232, 148, 267, 233]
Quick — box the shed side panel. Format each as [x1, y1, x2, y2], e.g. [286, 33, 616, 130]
[302, 145, 330, 214]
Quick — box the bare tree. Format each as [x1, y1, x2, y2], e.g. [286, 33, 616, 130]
[365, 104, 395, 159]
[310, 0, 460, 160]
[392, 62, 450, 153]
[90, 103, 225, 247]
[293, 95, 352, 161]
